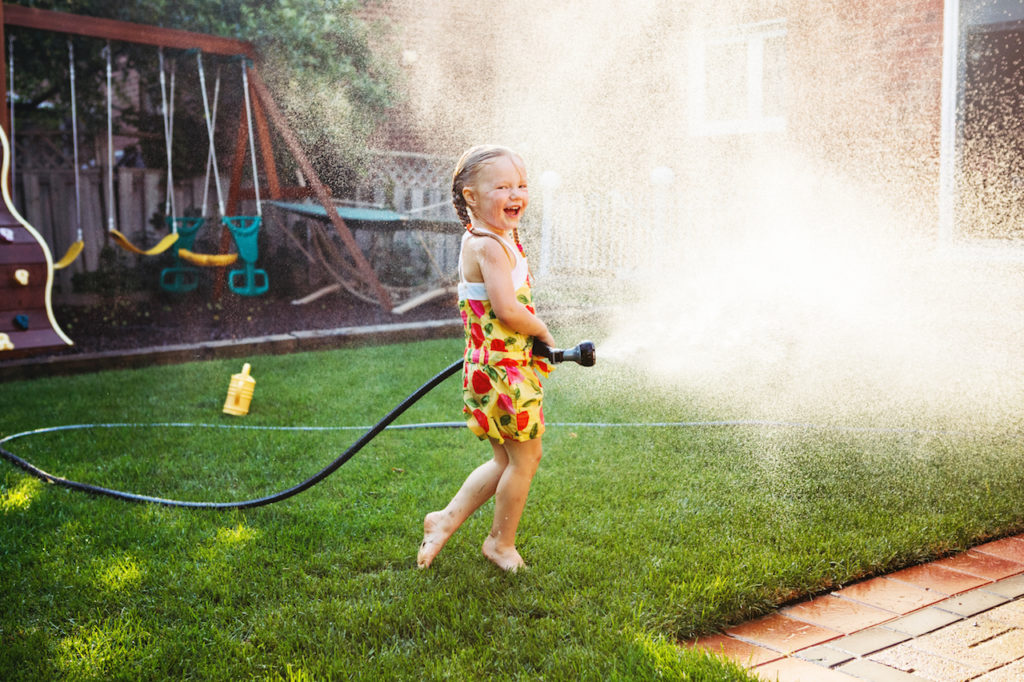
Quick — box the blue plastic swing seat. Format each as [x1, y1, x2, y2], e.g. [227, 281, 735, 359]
[159, 217, 206, 293]
[160, 265, 200, 292]
[169, 217, 205, 250]
[222, 215, 269, 297]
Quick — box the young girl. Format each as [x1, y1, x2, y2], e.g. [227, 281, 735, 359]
[417, 144, 556, 572]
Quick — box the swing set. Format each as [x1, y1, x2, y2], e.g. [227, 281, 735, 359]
[7, 37, 86, 270]
[0, 3, 394, 310]
[157, 50, 272, 296]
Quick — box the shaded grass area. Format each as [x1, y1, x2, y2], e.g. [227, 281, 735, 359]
[2, 337, 1023, 679]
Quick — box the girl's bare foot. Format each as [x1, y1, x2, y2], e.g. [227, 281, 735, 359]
[417, 511, 454, 569]
[482, 534, 526, 572]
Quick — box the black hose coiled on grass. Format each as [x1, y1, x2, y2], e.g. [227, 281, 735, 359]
[0, 359, 462, 509]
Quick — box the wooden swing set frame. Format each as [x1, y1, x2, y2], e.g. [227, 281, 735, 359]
[0, 3, 393, 310]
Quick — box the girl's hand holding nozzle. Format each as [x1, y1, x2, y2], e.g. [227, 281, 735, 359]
[532, 339, 596, 367]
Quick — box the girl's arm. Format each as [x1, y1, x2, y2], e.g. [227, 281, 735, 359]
[475, 239, 555, 346]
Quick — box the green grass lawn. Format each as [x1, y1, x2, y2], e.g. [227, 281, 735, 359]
[2, 337, 1023, 680]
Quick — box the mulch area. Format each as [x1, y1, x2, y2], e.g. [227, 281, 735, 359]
[48, 288, 458, 357]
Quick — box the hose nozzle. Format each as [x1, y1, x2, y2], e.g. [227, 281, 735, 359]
[532, 339, 596, 367]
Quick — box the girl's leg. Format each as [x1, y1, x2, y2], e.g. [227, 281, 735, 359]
[481, 436, 542, 572]
[417, 439, 509, 568]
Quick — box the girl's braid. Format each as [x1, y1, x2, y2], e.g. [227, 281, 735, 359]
[452, 184, 472, 229]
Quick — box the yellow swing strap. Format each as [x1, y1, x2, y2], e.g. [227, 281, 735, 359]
[102, 45, 179, 260]
[56, 42, 86, 272]
[177, 248, 238, 267]
[53, 240, 84, 269]
[109, 229, 179, 256]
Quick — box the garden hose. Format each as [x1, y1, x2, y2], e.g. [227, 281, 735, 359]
[0, 342, 600, 510]
[0, 359, 462, 510]
[1, 415, 972, 510]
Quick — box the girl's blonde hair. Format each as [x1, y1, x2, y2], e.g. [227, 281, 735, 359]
[451, 144, 524, 232]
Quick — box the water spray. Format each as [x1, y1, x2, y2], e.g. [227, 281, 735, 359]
[532, 339, 597, 367]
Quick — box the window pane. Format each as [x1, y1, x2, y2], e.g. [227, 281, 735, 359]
[762, 33, 786, 119]
[706, 40, 747, 121]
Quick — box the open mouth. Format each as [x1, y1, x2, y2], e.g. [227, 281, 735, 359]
[504, 206, 522, 218]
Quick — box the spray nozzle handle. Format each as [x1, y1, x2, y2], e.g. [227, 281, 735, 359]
[532, 339, 596, 367]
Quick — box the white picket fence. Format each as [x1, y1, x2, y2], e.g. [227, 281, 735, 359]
[536, 167, 675, 279]
[11, 131, 676, 294]
[352, 154, 678, 282]
[352, 150, 462, 280]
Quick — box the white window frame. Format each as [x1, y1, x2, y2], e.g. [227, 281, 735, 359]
[688, 19, 787, 136]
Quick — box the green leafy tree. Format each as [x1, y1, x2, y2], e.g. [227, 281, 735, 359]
[6, 0, 395, 191]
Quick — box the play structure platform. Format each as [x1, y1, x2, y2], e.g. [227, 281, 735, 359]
[0, 126, 73, 359]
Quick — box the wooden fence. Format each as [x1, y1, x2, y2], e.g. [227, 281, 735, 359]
[349, 155, 677, 282]
[536, 168, 676, 279]
[10, 132, 674, 296]
[15, 165, 210, 294]
[350, 150, 461, 284]
[11, 129, 213, 294]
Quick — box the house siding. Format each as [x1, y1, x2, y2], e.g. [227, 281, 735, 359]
[366, 1, 949, 236]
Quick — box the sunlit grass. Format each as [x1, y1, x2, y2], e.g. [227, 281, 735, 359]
[0, 476, 42, 512]
[55, 612, 153, 679]
[95, 554, 144, 594]
[1, 337, 1022, 680]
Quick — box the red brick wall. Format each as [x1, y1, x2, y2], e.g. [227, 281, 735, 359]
[786, 0, 945, 232]
[361, 0, 949, 233]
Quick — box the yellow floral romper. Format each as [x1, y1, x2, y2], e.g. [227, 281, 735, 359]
[458, 229, 553, 442]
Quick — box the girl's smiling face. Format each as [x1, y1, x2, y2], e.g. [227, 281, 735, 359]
[463, 154, 529, 234]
